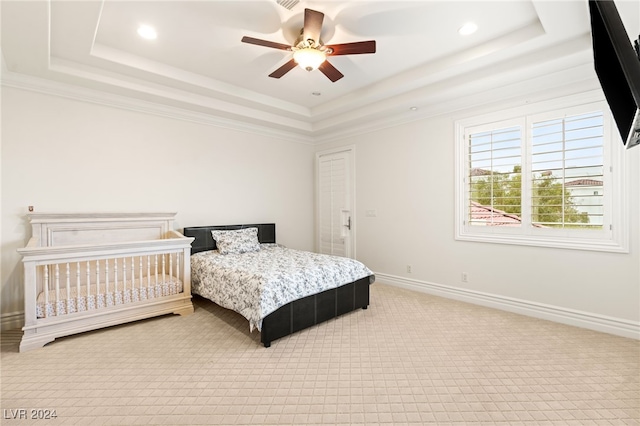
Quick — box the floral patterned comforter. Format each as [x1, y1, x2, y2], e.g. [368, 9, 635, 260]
[191, 244, 373, 331]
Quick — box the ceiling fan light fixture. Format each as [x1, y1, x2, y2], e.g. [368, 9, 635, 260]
[293, 47, 326, 71]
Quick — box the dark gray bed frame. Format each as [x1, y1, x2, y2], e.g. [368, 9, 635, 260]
[182, 223, 374, 347]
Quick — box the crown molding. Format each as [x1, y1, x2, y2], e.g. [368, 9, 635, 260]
[1, 58, 600, 147]
[313, 62, 600, 145]
[1, 70, 316, 145]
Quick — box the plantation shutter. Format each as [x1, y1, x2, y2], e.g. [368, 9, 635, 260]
[467, 126, 523, 226]
[457, 99, 624, 252]
[531, 111, 605, 229]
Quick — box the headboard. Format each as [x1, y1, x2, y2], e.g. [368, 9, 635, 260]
[182, 223, 276, 254]
[25, 212, 179, 247]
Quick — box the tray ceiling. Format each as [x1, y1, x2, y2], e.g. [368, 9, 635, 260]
[2, 1, 637, 142]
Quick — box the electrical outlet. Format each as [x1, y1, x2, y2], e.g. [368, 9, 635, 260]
[461, 272, 468, 283]
[406, 265, 412, 273]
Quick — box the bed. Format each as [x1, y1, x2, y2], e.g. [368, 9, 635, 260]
[183, 223, 375, 347]
[17, 213, 194, 352]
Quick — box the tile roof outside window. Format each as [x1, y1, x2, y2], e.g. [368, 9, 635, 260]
[470, 202, 547, 228]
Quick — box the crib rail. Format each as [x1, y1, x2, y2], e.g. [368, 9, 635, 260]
[18, 233, 193, 325]
[37, 253, 184, 318]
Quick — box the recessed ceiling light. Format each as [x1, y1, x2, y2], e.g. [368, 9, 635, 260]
[410, 106, 418, 111]
[458, 22, 478, 36]
[137, 25, 157, 40]
[312, 92, 321, 96]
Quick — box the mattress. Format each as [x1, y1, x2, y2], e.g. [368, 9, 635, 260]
[36, 276, 182, 318]
[191, 244, 373, 331]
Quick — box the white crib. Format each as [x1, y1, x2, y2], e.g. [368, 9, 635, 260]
[17, 212, 194, 352]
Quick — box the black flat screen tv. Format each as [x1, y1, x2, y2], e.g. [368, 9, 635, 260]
[589, 0, 640, 149]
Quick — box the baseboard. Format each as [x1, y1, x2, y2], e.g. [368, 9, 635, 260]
[375, 273, 640, 340]
[1, 311, 24, 332]
[5, 275, 637, 339]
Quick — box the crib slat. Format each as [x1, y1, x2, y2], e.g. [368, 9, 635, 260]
[131, 257, 135, 294]
[44, 265, 49, 318]
[66, 262, 71, 314]
[76, 261, 81, 313]
[96, 259, 100, 303]
[55, 264, 60, 316]
[177, 252, 180, 285]
[105, 258, 110, 296]
[162, 254, 166, 285]
[86, 261, 91, 298]
[169, 252, 173, 282]
[131, 256, 135, 301]
[114, 258, 118, 296]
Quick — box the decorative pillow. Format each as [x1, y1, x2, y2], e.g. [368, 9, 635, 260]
[211, 228, 261, 255]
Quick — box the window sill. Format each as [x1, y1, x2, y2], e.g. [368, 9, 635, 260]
[455, 230, 629, 253]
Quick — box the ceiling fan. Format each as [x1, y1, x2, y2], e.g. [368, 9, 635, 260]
[241, 8, 376, 82]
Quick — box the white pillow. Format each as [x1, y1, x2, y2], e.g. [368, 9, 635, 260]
[211, 228, 261, 255]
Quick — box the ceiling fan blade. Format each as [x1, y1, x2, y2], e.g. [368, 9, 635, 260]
[241, 36, 291, 51]
[303, 9, 324, 46]
[269, 59, 298, 79]
[318, 60, 344, 82]
[326, 40, 376, 56]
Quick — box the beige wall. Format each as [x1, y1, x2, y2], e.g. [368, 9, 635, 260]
[3, 81, 638, 337]
[1, 87, 316, 328]
[317, 87, 640, 332]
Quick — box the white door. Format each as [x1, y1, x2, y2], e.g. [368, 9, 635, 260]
[317, 148, 354, 258]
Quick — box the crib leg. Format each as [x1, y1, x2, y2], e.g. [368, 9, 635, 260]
[173, 304, 194, 316]
[19, 331, 55, 353]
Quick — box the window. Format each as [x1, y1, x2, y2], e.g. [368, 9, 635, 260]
[455, 97, 628, 252]
[468, 124, 523, 227]
[530, 111, 605, 229]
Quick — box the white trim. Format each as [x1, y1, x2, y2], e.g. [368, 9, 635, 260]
[1, 311, 24, 332]
[1, 70, 315, 145]
[2, 57, 600, 146]
[454, 94, 629, 253]
[376, 272, 640, 340]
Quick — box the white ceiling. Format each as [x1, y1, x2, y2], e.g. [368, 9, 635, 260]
[2, 1, 639, 143]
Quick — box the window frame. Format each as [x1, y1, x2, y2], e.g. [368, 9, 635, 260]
[454, 93, 628, 253]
